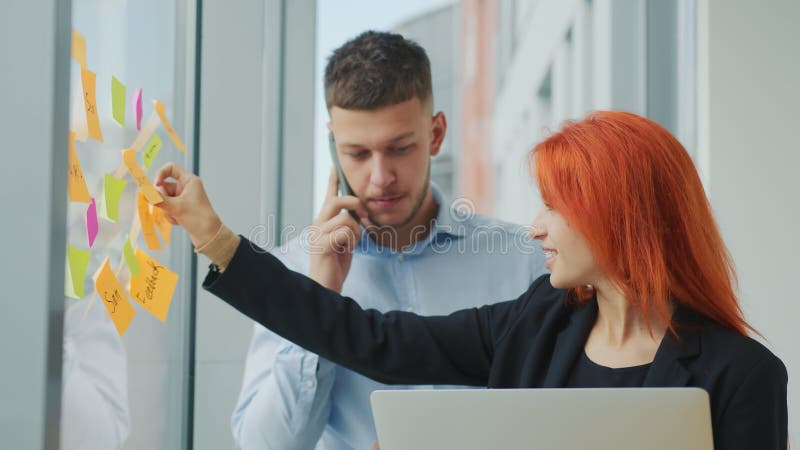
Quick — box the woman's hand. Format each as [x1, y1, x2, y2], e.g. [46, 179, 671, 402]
[153, 163, 222, 248]
[308, 169, 367, 292]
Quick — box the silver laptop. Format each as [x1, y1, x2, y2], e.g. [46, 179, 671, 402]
[371, 388, 713, 450]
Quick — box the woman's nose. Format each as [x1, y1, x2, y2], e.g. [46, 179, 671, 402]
[529, 224, 545, 239]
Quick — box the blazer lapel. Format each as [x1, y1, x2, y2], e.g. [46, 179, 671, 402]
[643, 307, 702, 387]
[542, 299, 597, 388]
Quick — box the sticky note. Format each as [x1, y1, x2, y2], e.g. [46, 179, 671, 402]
[129, 248, 179, 322]
[123, 236, 141, 276]
[143, 134, 162, 170]
[154, 100, 187, 152]
[71, 94, 89, 143]
[152, 205, 172, 246]
[132, 88, 143, 131]
[94, 258, 136, 336]
[98, 174, 127, 222]
[137, 192, 161, 250]
[80, 67, 103, 142]
[122, 149, 163, 204]
[67, 131, 92, 203]
[86, 198, 99, 247]
[65, 244, 91, 299]
[71, 29, 86, 66]
[111, 76, 126, 126]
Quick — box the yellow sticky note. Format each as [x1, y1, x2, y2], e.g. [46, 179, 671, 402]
[98, 174, 127, 222]
[122, 149, 163, 204]
[65, 244, 91, 299]
[93, 258, 136, 336]
[137, 192, 161, 250]
[111, 76, 126, 126]
[123, 236, 141, 276]
[129, 248, 179, 322]
[152, 205, 172, 246]
[154, 100, 187, 152]
[71, 89, 89, 143]
[71, 29, 86, 66]
[142, 134, 162, 170]
[67, 131, 92, 203]
[81, 67, 104, 142]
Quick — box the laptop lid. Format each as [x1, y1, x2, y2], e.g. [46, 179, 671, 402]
[371, 388, 713, 450]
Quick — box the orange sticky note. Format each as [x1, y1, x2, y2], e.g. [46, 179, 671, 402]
[81, 67, 103, 142]
[93, 258, 136, 336]
[137, 192, 161, 250]
[122, 149, 163, 204]
[67, 131, 92, 203]
[152, 205, 172, 246]
[154, 100, 187, 152]
[129, 248, 179, 322]
[71, 29, 87, 66]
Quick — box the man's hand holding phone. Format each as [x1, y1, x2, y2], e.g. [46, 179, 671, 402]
[308, 168, 368, 292]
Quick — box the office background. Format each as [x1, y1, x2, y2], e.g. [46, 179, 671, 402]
[1, 0, 797, 449]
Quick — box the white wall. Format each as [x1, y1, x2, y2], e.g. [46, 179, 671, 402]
[697, 0, 800, 441]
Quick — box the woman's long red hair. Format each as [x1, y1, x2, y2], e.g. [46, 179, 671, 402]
[532, 111, 751, 335]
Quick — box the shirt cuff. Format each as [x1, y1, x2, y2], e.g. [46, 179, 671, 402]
[195, 223, 240, 271]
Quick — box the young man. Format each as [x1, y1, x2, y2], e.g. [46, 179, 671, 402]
[172, 31, 545, 449]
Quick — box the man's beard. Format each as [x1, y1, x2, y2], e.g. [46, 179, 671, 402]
[367, 165, 431, 229]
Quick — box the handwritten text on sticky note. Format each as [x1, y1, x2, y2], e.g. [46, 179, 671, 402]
[94, 258, 136, 336]
[129, 248, 179, 322]
[80, 67, 103, 142]
[143, 134, 162, 170]
[67, 131, 92, 203]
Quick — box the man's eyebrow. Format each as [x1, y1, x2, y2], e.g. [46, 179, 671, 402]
[387, 132, 415, 143]
[339, 132, 415, 149]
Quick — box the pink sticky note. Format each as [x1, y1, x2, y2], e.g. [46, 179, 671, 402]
[86, 197, 99, 247]
[132, 88, 143, 131]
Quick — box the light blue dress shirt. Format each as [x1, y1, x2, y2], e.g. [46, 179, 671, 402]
[232, 185, 546, 450]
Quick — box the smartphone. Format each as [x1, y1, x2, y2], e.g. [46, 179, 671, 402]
[328, 132, 360, 220]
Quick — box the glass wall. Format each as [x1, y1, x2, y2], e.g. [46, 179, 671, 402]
[63, 1, 195, 449]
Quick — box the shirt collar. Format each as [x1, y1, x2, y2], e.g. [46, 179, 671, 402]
[356, 182, 467, 256]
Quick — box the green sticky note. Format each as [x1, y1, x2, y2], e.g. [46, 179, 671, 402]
[65, 244, 91, 299]
[123, 236, 141, 276]
[111, 76, 126, 126]
[98, 174, 128, 222]
[143, 134, 163, 170]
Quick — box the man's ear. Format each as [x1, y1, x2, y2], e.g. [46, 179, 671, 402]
[430, 112, 447, 157]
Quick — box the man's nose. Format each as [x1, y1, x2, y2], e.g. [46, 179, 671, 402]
[369, 156, 396, 188]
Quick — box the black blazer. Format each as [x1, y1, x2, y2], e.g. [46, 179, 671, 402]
[204, 237, 788, 450]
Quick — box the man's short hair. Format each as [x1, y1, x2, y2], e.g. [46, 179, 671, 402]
[324, 30, 432, 110]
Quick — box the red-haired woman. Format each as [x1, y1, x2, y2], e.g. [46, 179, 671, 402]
[157, 111, 788, 450]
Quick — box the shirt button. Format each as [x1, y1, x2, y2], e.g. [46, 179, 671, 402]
[398, 254, 405, 262]
[305, 380, 314, 389]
